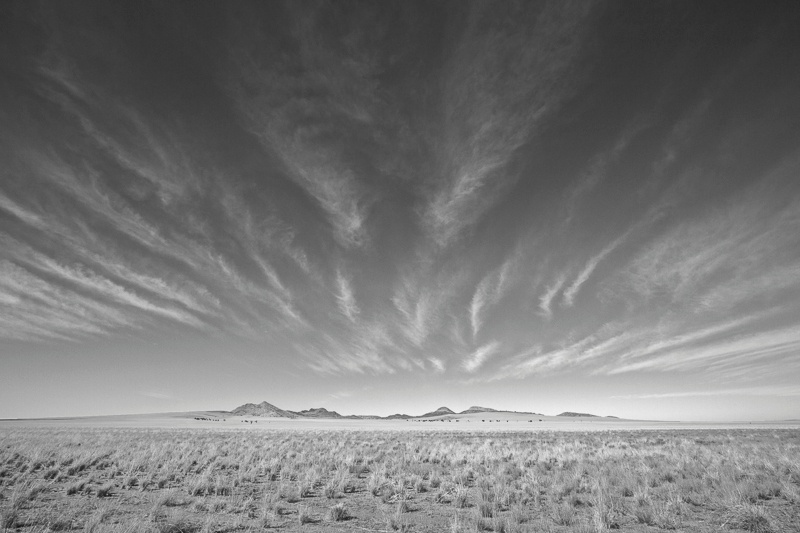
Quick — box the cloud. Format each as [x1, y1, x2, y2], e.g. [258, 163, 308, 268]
[38, 256, 205, 328]
[335, 270, 360, 323]
[538, 274, 567, 318]
[0, 191, 44, 229]
[562, 115, 654, 226]
[608, 325, 800, 376]
[0, 258, 132, 341]
[225, 6, 400, 248]
[562, 233, 629, 307]
[463, 341, 502, 373]
[424, 2, 595, 246]
[37, 63, 203, 206]
[612, 385, 800, 400]
[300, 325, 395, 376]
[391, 266, 470, 349]
[617, 154, 800, 313]
[429, 357, 445, 373]
[469, 254, 517, 338]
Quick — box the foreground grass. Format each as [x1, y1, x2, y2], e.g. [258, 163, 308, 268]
[0, 428, 798, 532]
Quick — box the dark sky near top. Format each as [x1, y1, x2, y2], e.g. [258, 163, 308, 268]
[1, 1, 799, 419]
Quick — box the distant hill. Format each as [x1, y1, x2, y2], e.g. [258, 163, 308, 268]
[290, 407, 342, 418]
[386, 413, 413, 419]
[558, 412, 599, 417]
[419, 406, 455, 418]
[231, 401, 298, 418]
[460, 406, 498, 414]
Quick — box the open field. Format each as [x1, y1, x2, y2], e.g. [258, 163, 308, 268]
[1, 424, 799, 533]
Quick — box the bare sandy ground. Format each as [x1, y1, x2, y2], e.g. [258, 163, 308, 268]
[1, 411, 797, 431]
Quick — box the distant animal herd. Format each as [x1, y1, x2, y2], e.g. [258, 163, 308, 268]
[410, 419, 543, 422]
[192, 417, 549, 423]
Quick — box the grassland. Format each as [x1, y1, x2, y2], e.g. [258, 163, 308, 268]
[1, 427, 798, 532]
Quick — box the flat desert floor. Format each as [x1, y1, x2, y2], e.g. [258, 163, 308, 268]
[1, 415, 798, 532]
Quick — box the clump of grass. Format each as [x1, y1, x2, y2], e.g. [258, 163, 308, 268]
[46, 517, 74, 531]
[396, 498, 410, 514]
[1, 505, 19, 529]
[725, 503, 775, 533]
[478, 499, 494, 518]
[297, 505, 314, 525]
[96, 481, 114, 498]
[155, 489, 190, 508]
[453, 485, 469, 508]
[552, 502, 576, 525]
[475, 516, 493, 531]
[323, 475, 341, 499]
[285, 485, 301, 503]
[299, 481, 314, 498]
[635, 503, 656, 525]
[449, 511, 463, 533]
[67, 478, 89, 496]
[369, 470, 385, 497]
[83, 506, 112, 533]
[327, 502, 349, 522]
[386, 507, 411, 532]
[153, 511, 201, 533]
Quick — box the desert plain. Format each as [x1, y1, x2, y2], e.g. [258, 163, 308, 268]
[1, 412, 798, 533]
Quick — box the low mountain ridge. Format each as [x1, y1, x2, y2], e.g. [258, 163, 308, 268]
[228, 401, 612, 420]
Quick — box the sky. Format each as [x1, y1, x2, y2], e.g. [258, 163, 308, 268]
[1, 1, 799, 421]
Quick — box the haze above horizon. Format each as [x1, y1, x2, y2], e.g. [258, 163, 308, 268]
[1, 1, 799, 422]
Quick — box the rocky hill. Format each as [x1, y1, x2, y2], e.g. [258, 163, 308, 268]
[290, 407, 342, 418]
[231, 401, 298, 418]
[460, 406, 498, 414]
[419, 406, 455, 418]
[557, 412, 598, 417]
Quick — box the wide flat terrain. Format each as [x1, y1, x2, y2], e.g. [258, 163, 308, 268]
[1, 419, 798, 532]
[2, 412, 797, 431]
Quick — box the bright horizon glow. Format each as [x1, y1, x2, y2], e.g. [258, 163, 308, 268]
[1, 2, 800, 423]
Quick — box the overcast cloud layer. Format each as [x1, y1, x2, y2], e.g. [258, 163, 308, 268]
[1, 1, 799, 420]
